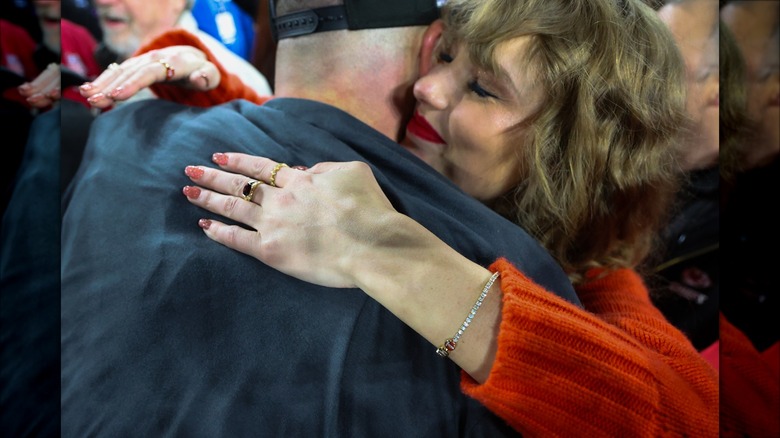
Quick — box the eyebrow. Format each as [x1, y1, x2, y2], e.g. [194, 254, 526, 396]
[492, 62, 534, 102]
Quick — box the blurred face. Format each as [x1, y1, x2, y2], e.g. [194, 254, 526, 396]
[722, 1, 780, 170]
[404, 37, 544, 202]
[34, 0, 61, 54]
[94, 0, 185, 60]
[658, 0, 720, 171]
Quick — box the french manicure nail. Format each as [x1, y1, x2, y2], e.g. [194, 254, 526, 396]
[182, 186, 201, 199]
[79, 83, 93, 92]
[185, 166, 204, 179]
[18, 83, 31, 91]
[198, 219, 212, 230]
[108, 86, 123, 98]
[88, 92, 105, 104]
[212, 153, 228, 165]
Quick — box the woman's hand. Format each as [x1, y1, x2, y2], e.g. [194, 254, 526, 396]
[182, 153, 502, 381]
[17, 63, 60, 108]
[79, 45, 220, 109]
[181, 153, 400, 289]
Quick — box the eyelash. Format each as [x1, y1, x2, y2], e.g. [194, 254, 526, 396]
[468, 81, 497, 99]
[438, 51, 498, 99]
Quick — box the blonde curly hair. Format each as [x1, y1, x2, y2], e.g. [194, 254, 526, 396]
[442, 0, 689, 283]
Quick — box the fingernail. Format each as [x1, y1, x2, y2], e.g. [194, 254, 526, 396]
[108, 86, 123, 98]
[212, 153, 228, 165]
[185, 166, 204, 179]
[292, 165, 309, 171]
[87, 93, 105, 104]
[18, 83, 31, 91]
[79, 83, 93, 92]
[198, 219, 212, 230]
[26, 94, 42, 102]
[182, 186, 201, 199]
[48, 87, 60, 98]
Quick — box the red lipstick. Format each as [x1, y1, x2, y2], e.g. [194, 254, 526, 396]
[407, 112, 445, 144]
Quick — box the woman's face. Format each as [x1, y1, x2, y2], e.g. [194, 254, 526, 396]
[403, 37, 545, 202]
[722, 1, 780, 170]
[658, 0, 720, 171]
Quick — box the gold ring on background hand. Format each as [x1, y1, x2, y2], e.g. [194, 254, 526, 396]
[270, 163, 289, 187]
[157, 59, 175, 81]
[241, 180, 264, 201]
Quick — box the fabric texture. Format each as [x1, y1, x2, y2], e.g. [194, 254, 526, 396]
[0, 107, 60, 437]
[460, 259, 719, 437]
[192, 0, 255, 60]
[720, 313, 780, 437]
[61, 97, 578, 436]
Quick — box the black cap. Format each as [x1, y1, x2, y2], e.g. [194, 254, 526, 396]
[270, 0, 441, 40]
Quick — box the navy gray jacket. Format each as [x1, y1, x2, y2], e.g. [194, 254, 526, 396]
[61, 98, 580, 437]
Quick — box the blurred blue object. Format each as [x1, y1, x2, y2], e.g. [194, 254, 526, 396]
[192, 0, 256, 61]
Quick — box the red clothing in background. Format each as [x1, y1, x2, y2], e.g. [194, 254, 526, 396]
[1, 19, 39, 107]
[720, 313, 780, 437]
[61, 19, 101, 107]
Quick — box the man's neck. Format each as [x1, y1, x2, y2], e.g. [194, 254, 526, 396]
[274, 77, 413, 142]
[272, 30, 421, 142]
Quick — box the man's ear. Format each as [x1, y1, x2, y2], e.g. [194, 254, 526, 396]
[419, 19, 445, 76]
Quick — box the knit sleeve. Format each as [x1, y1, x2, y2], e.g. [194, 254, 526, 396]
[719, 313, 780, 437]
[132, 29, 270, 107]
[460, 258, 718, 437]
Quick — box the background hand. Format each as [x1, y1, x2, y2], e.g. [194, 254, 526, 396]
[17, 63, 61, 108]
[79, 46, 220, 108]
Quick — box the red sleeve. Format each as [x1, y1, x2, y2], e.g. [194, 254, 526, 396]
[720, 313, 780, 437]
[132, 29, 270, 107]
[460, 258, 718, 437]
[60, 19, 101, 79]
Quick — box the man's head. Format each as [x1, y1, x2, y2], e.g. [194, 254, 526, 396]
[270, 0, 440, 140]
[94, 0, 193, 60]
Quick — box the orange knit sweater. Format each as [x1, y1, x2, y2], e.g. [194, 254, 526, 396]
[719, 313, 780, 437]
[470, 259, 719, 436]
[137, 31, 720, 437]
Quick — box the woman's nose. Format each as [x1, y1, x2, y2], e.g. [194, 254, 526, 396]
[413, 69, 452, 111]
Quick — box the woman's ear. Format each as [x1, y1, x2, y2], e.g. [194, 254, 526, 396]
[420, 19, 445, 76]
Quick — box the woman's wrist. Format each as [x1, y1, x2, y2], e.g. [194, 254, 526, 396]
[346, 212, 501, 379]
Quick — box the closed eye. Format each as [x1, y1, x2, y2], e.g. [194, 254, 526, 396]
[468, 80, 498, 99]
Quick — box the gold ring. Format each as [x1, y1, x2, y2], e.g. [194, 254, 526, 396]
[241, 179, 263, 201]
[107, 62, 121, 71]
[270, 163, 288, 188]
[158, 59, 175, 81]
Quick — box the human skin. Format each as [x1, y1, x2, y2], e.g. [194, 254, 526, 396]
[657, 0, 720, 171]
[721, 0, 780, 170]
[93, 0, 187, 60]
[34, 0, 61, 55]
[403, 25, 545, 202]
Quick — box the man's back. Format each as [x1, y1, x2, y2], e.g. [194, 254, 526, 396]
[61, 98, 578, 436]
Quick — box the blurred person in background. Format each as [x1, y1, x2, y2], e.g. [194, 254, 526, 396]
[720, 1, 780, 436]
